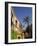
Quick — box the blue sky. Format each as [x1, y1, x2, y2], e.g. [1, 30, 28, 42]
[12, 7, 32, 29]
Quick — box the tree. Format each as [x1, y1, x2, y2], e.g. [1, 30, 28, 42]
[23, 16, 29, 33]
[26, 24, 32, 38]
[23, 16, 32, 38]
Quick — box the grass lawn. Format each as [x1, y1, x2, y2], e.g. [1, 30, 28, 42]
[11, 30, 17, 39]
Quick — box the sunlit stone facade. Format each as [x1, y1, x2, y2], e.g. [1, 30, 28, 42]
[11, 8, 25, 39]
